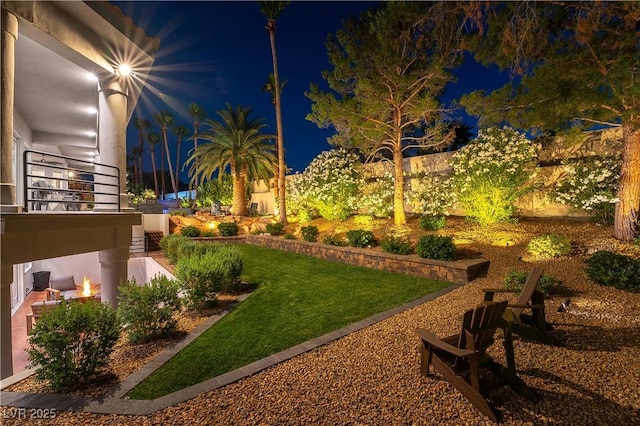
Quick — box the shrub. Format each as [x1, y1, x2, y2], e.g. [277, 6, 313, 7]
[286, 149, 361, 221]
[407, 173, 456, 216]
[200, 230, 217, 237]
[358, 172, 394, 218]
[177, 240, 223, 260]
[503, 270, 560, 295]
[27, 300, 120, 391]
[181, 225, 201, 237]
[301, 225, 319, 242]
[160, 234, 188, 264]
[526, 234, 571, 259]
[217, 222, 238, 236]
[552, 156, 621, 225]
[169, 210, 188, 217]
[266, 222, 285, 236]
[323, 234, 347, 246]
[380, 235, 413, 255]
[346, 229, 377, 248]
[175, 247, 244, 310]
[584, 250, 640, 292]
[419, 214, 446, 231]
[416, 235, 455, 260]
[284, 233, 296, 240]
[118, 276, 181, 343]
[450, 127, 538, 226]
[353, 214, 374, 230]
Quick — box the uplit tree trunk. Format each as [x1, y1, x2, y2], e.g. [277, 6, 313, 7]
[232, 165, 248, 216]
[613, 123, 640, 241]
[392, 135, 406, 226]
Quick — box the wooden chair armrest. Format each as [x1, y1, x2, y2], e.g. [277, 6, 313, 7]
[507, 303, 545, 310]
[26, 313, 34, 334]
[482, 288, 520, 294]
[46, 288, 61, 300]
[415, 328, 474, 358]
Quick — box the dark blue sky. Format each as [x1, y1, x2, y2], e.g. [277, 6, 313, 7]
[112, 1, 508, 182]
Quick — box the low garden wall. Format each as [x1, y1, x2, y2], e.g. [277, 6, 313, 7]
[197, 235, 490, 285]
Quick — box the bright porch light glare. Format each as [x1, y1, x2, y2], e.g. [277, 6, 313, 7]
[118, 64, 131, 76]
[85, 106, 97, 114]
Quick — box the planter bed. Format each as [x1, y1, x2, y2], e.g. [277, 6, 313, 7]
[194, 235, 489, 285]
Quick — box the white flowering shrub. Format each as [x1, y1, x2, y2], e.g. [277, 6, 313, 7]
[450, 127, 539, 226]
[408, 173, 457, 216]
[552, 156, 620, 225]
[358, 172, 395, 218]
[287, 149, 362, 221]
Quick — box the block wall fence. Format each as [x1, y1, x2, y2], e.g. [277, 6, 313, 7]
[249, 128, 622, 218]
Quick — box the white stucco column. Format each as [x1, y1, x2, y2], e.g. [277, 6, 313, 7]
[95, 74, 131, 212]
[1, 261, 14, 379]
[98, 246, 129, 308]
[1, 9, 20, 213]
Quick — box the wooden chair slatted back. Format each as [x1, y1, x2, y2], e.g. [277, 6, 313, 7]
[457, 301, 508, 355]
[512, 267, 544, 318]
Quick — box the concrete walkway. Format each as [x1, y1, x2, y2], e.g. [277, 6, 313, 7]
[0, 283, 463, 416]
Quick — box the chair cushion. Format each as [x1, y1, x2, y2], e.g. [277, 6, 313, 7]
[49, 275, 76, 291]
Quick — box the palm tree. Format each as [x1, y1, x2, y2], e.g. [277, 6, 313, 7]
[186, 104, 276, 216]
[134, 118, 150, 186]
[146, 131, 161, 198]
[154, 111, 178, 201]
[172, 124, 190, 197]
[260, 1, 289, 224]
[131, 146, 144, 189]
[262, 73, 287, 199]
[188, 103, 206, 191]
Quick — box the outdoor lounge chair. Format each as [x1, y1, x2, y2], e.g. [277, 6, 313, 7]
[415, 300, 536, 422]
[26, 300, 61, 334]
[46, 275, 76, 301]
[482, 266, 563, 346]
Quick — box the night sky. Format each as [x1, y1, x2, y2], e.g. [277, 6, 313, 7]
[111, 1, 509, 183]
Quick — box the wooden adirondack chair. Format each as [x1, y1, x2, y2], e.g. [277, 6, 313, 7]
[482, 266, 562, 346]
[416, 301, 533, 422]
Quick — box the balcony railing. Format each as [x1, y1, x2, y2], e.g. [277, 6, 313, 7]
[23, 150, 120, 212]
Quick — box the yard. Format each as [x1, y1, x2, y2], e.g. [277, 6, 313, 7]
[5, 216, 640, 425]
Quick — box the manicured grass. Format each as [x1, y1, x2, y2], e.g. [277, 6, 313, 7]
[127, 244, 451, 399]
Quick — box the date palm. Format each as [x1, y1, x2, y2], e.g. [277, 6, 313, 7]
[186, 104, 276, 216]
[133, 118, 150, 186]
[146, 131, 161, 198]
[172, 124, 190, 196]
[154, 111, 178, 201]
[260, 1, 289, 223]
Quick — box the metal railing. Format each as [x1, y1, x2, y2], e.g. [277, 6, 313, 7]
[129, 234, 148, 256]
[23, 150, 121, 212]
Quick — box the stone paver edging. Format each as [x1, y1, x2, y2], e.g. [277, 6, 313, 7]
[0, 282, 464, 416]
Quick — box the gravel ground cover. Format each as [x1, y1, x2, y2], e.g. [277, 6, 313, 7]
[3, 218, 640, 425]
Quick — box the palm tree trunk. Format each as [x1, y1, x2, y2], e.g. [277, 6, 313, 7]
[150, 150, 159, 198]
[138, 155, 143, 187]
[162, 128, 179, 202]
[160, 137, 166, 200]
[268, 28, 287, 224]
[175, 139, 182, 198]
[232, 164, 248, 216]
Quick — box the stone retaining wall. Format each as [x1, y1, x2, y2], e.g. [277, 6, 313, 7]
[206, 235, 489, 285]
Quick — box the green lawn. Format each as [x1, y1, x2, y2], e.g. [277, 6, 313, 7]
[127, 244, 451, 399]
